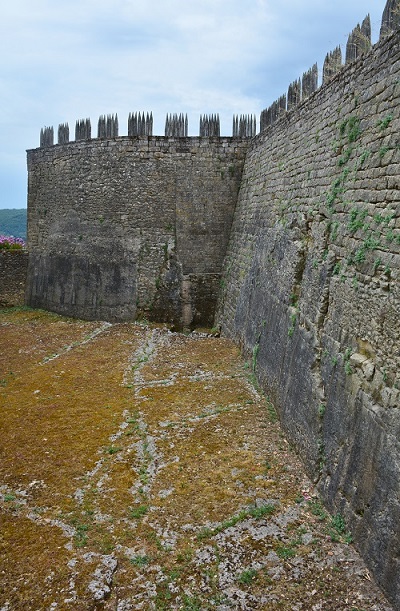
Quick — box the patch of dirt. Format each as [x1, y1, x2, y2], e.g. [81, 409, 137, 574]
[0, 308, 394, 610]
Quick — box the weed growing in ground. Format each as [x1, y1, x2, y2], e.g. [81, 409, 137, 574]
[266, 398, 278, 423]
[129, 505, 148, 519]
[237, 568, 258, 584]
[4, 493, 16, 502]
[276, 544, 296, 559]
[308, 500, 328, 521]
[106, 445, 122, 455]
[74, 523, 89, 548]
[181, 594, 203, 610]
[130, 555, 151, 567]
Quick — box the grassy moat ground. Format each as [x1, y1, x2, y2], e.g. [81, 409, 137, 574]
[0, 307, 394, 610]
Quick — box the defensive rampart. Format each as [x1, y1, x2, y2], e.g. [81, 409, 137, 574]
[217, 27, 400, 607]
[26, 136, 249, 326]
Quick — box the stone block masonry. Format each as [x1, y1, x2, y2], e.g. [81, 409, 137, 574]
[217, 28, 400, 608]
[26, 137, 249, 326]
[0, 250, 28, 307]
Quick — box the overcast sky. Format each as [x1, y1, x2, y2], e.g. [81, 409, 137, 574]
[0, 0, 386, 209]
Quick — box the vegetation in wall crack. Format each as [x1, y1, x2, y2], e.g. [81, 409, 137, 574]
[379, 145, 390, 158]
[344, 347, 353, 375]
[377, 115, 393, 130]
[288, 310, 297, 338]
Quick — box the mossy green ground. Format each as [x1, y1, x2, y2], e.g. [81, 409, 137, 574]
[0, 309, 393, 610]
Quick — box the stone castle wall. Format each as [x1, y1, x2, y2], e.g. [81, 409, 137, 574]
[27, 137, 249, 326]
[217, 29, 400, 607]
[0, 250, 28, 307]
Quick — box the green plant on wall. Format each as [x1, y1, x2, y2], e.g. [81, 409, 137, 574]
[326, 115, 361, 212]
[343, 347, 353, 375]
[320, 110, 399, 281]
[339, 115, 360, 143]
[288, 311, 297, 338]
[377, 115, 393, 130]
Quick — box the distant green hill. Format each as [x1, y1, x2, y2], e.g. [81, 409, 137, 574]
[0, 209, 27, 240]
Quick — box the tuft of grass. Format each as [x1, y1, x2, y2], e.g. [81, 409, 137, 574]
[266, 399, 278, 423]
[74, 523, 89, 548]
[379, 145, 390, 159]
[377, 115, 392, 130]
[248, 504, 275, 519]
[130, 554, 151, 567]
[308, 500, 328, 521]
[237, 568, 258, 584]
[129, 505, 148, 519]
[276, 544, 296, 560]
[182, 594, 203, 610]
[106, 445, 122, 455]
[4, 493, 16, 502]
[328, 513, 353, 544]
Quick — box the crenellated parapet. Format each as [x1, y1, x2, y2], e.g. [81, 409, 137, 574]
[259, 4, 398, 132]
[75, 118, 91, 141]
[200, 114, 220, 137]
[128, 112, 153, 136]
[287, 78, 301, 111]
[232, 114, 256, 138]
[58, 123, 69, 145]
[302, 64, 318, 100]
[346, 15, 372, 63]
[37, 2, 396, 147]
[40, 126, 54, 148]
[98, 114, 118, 139]
[323, 47, 342, 84]
[165, 113, 188, 137]
[40, 111, 257, 147]
[260, 95, 286, 131]
[380, 0, 400, 37]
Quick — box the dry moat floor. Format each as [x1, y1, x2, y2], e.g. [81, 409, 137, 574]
[0, 308, 394, 610]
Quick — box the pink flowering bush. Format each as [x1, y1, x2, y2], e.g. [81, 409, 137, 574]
[0, 234, 26, 250]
